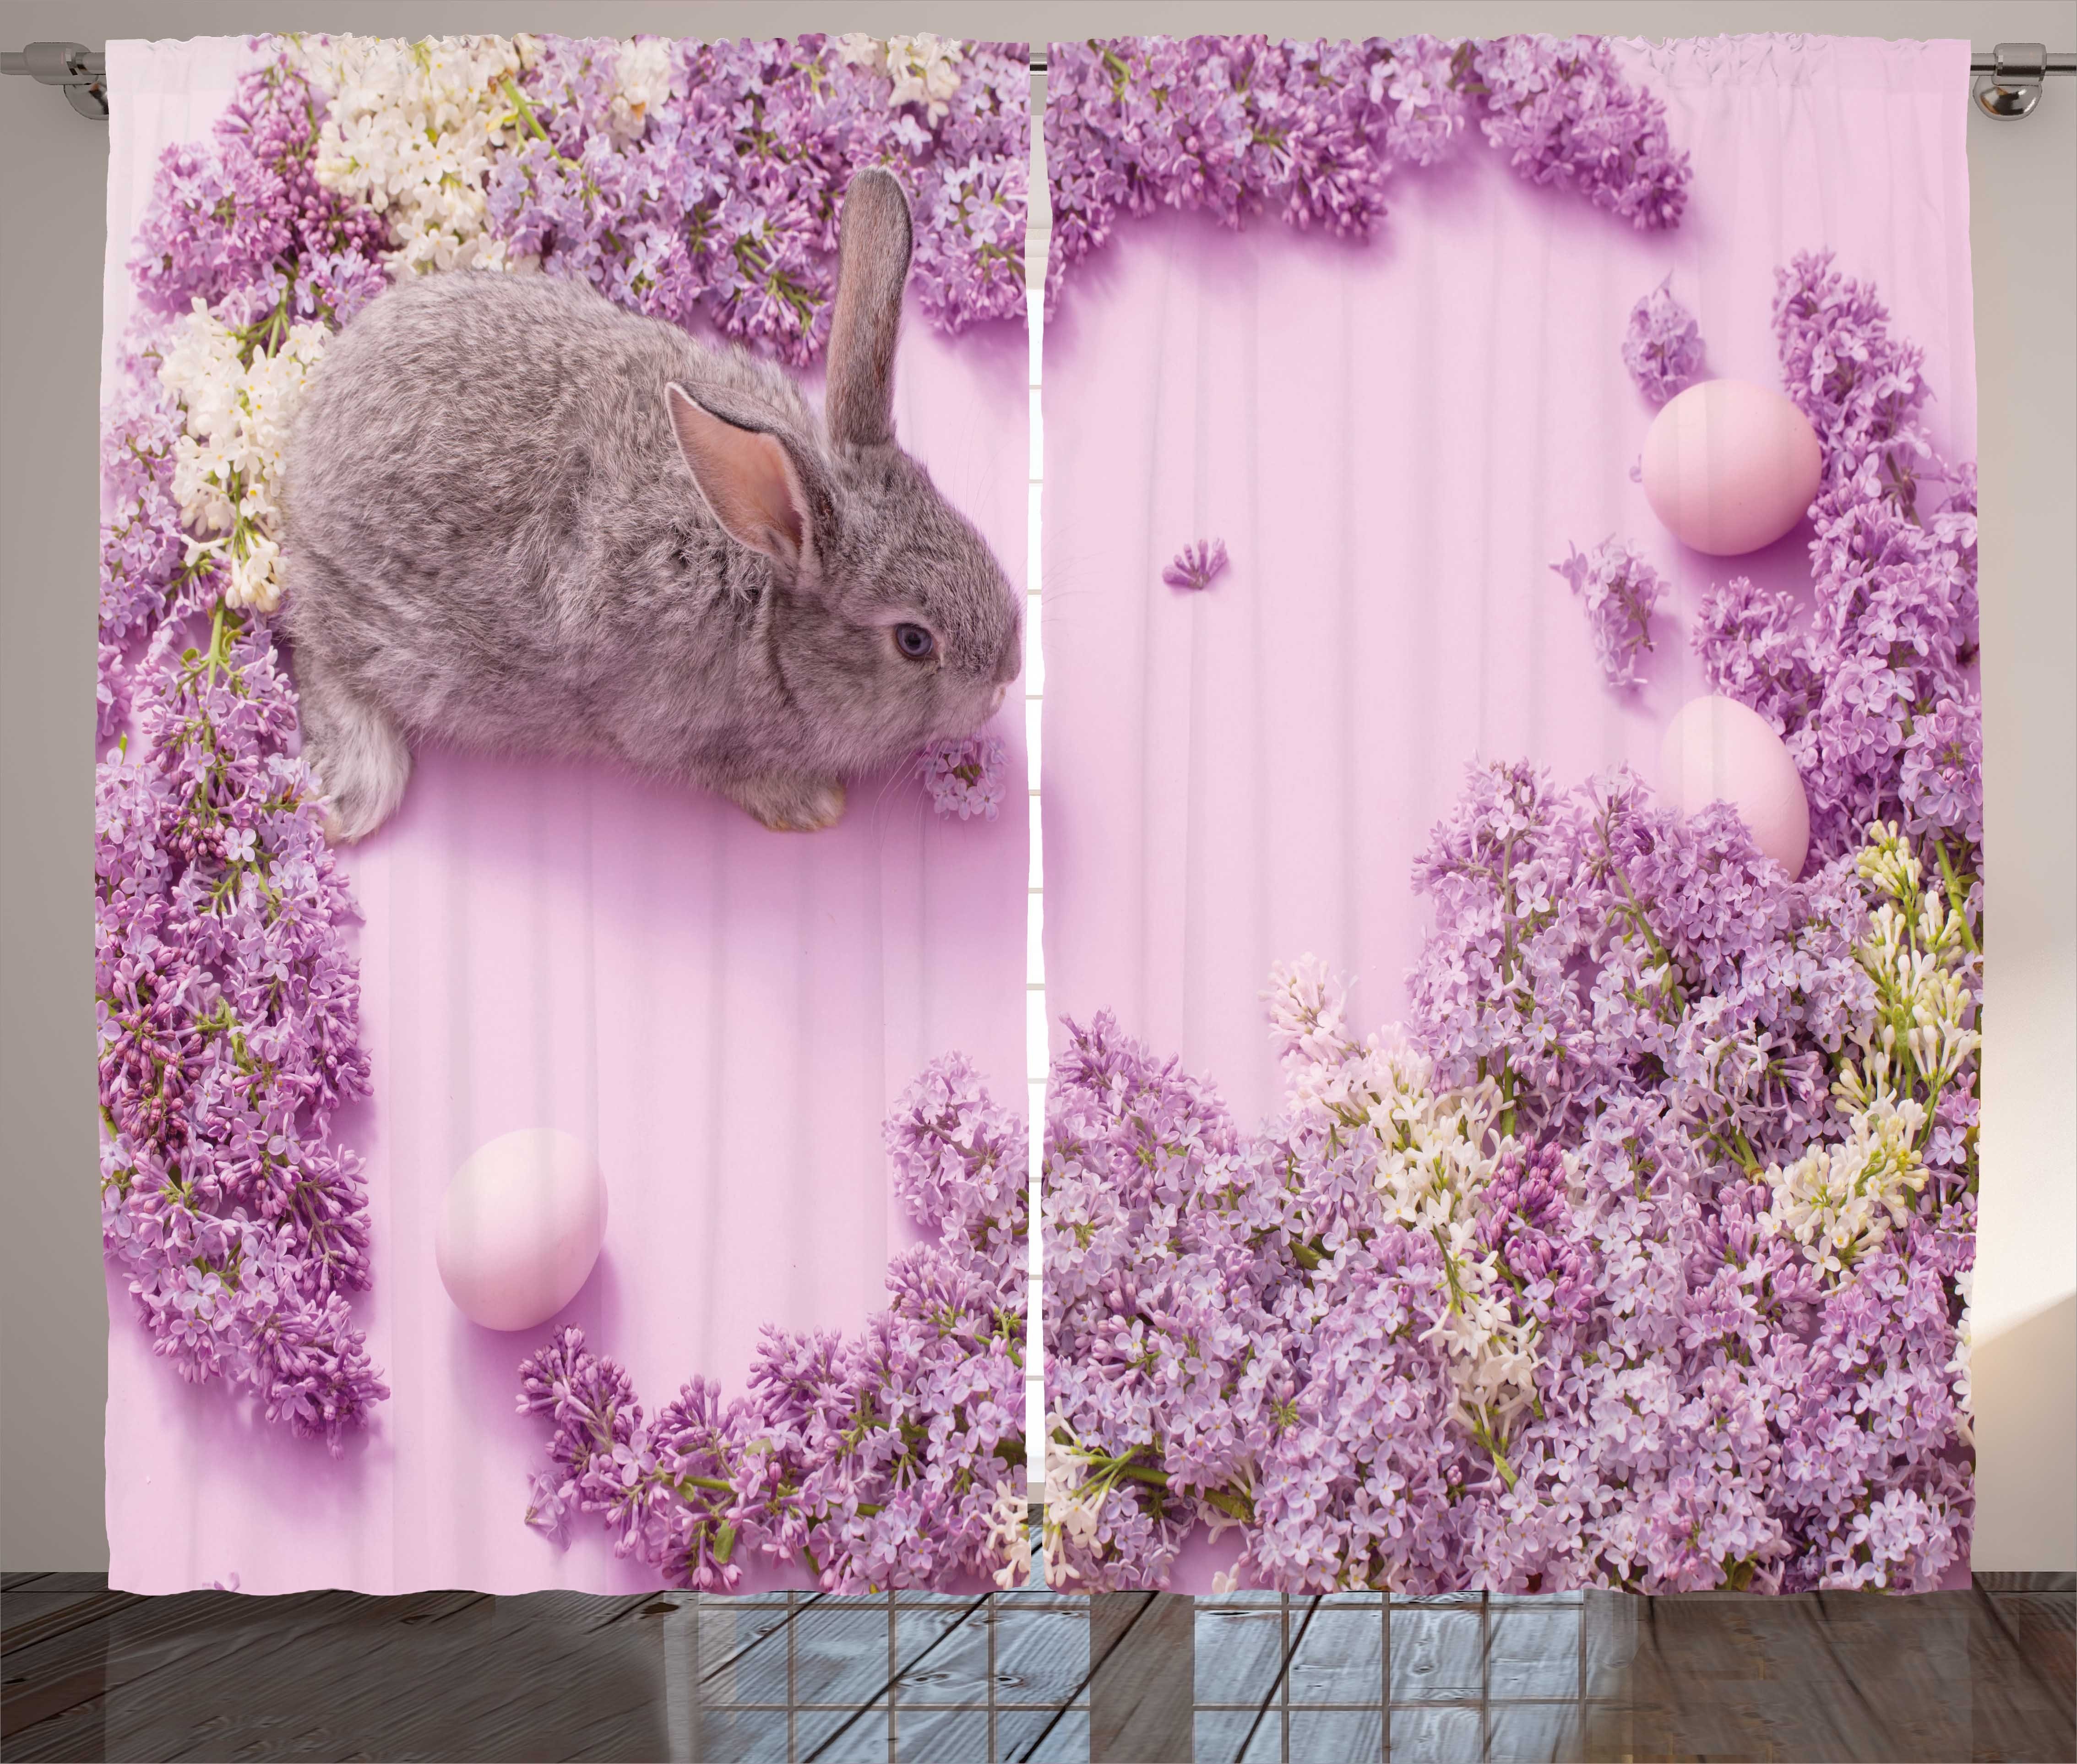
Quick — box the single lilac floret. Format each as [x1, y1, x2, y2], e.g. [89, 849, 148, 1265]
[1163, 539, 1229, 593]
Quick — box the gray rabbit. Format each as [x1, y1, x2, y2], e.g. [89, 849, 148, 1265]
[284, 168, 1020, 839]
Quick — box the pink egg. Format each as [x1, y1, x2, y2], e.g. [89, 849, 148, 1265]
[1658, 694, 1811, 878]
[1640, 378, 1822, 555]
[435, 1128, 608, 1331]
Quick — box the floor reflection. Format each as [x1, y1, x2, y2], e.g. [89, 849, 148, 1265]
[3, 1569, 2069, 1761]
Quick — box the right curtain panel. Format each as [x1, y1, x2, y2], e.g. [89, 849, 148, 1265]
[1039, 34, 1979, 1595]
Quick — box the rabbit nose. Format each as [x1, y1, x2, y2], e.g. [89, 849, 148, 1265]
[993, 623, 1022, 688]
[988, 682, 1007, 715]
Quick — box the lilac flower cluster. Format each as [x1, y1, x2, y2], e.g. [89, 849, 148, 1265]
[1048, 266, 1978, 1595]
[1048, 775, 1975, 1591]
[919, 734, 1010, 821]
[1621, 278, 1705, 404]
[1696, 252, 1981, 863]
[1044, 35, 1689, 307]
[520, 1057, 1028, 1591]
[1163, 538, 1229, 593]
[98, 48, 390, 1446]
[487, 34, 1028, 364]
[1551, 537, 1665, 687]
[130, 54, 391, 338]
[1470, 36, 1691, 230]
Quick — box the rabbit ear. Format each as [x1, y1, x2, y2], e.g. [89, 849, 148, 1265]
[667, 384, 826, 585]
[825, 167, 913, 449]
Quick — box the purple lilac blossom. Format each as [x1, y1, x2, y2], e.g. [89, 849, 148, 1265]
[1047, 782, 1973, 1590]
[919, 735, 1009, 821]
[1551, 537, 1665, 688]
[1162, 539, 1229, 592]
[1621, 278, 1704, 403]
[1469, 37, 1690, 230]
[487, 36, 1028, 365]
[1697, 252, 1981, 867]
[99, 45, 390, 1447]
[1403, 762, 1881, 1163]
[520, 1056, 1028, 1591]
[1044, 36, 1688, 309]
[130, 56, 390, 334]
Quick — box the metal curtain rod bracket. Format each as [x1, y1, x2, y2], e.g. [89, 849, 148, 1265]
[6, 40, 2074, 123]
[1, 43, 106, 119]
[1970, 41, 2075, 117]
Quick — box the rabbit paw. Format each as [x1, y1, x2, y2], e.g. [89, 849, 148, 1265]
[733, 775, 847, 833]
[298, 682, 411, 844]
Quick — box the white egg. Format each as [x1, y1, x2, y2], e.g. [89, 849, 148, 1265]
[435, 1128, 608, 1332]
[1658, 694, 1811, 879]
[1641, 378, 1823, 556]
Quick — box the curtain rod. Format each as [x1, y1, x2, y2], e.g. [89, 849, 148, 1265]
[8, 40, 2075, 123]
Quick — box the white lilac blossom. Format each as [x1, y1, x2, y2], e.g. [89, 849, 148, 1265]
[157, 304, 331, 613]
[919, 735, 1008, 821]
[1162, 539, 1230, 593]
[288, 33, 537, 274]
[1767, 822, 1981, 1275]
[1044, 36, 1689, 310]
[1268, 960, 1544, 1446]
[519, 1057, 1028, 1592]
[608, 38, 674, 144]
[838, 33, 967, 124]
[1551, 537, 1664, 688]
[1621, 278, 1705, 403]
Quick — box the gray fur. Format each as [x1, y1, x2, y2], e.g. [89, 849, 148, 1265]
[283, 168, 1019, 839]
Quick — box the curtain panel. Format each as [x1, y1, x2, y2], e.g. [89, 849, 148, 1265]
[1038, 35, 1979, 1596]
[98, 33, 1031, 1596]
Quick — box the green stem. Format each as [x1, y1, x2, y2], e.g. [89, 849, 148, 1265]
[1727, 1126, 1762, 1177]
[678, 1474, 735, 1496]
[1933, 841, 1980, 956]
[1468, 1412, 1519, 1492]
[500, 76, 561, 156]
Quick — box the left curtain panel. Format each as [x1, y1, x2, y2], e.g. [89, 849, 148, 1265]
[98, 33, 1031, 1595]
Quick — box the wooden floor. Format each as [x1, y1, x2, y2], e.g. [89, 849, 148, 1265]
[3, 1571, 2070, 1761]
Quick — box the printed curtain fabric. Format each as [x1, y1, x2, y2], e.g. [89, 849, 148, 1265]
[98, 34, 1030, 1595]
[96, 30, 1983, 1606]
[1038, 36, 1980, 1595]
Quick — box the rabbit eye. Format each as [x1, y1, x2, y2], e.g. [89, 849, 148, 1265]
[893, 623, 935, 661]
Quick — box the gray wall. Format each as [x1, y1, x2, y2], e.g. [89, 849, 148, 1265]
[5, 0, 2072, 1573]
